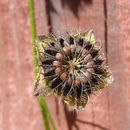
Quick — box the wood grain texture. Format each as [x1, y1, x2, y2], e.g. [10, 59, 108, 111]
[0, 0, 130, 130]
[107, 0, 130, 130]
[0, 0, 43, 130]
[43, 0, 110, 130]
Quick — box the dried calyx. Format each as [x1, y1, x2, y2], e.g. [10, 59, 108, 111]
[34, 29, 113, 110]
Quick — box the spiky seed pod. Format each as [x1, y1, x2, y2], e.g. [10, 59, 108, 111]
[34, 29, 113, 110]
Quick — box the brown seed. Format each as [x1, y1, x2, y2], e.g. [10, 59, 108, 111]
[67, 77, 72, 86]
[98, 56, 105, 61]
[82, 77, 87, 84]
[87, 68, 95, 73]
[53, 61, 62, 66]
[83, 49, 87, 54]
[55, 67, 63, 74]
[70, 45, 75, 51]
[60, 72, 68, 80]
[56, 53, 64, 60]
[84, 54, 92, 61]
[85, 72, 92, 79]
[63, 47, 70, 55]
[76, 78, 81, 86]
[87, 61, 95, 67]
[77, 46, 82, 52]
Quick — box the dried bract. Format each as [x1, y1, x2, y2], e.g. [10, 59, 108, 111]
[34, 30, 113, 110]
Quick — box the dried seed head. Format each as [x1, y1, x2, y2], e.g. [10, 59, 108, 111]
[34, 29, 113, 110]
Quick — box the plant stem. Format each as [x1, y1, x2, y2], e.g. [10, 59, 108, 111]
[38, 97, 50, 130]
[28, 0, 38, 75]
[41, 98, 56, 130]
[29, 0, 56, 130]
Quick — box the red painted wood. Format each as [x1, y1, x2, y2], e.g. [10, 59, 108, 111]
[0, 0, 130, 130]
[107, 0, 130, 130]
[0, 0, 43, 130]
[44, 0, 110, 130]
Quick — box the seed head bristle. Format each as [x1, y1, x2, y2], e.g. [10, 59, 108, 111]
[34, 30, 113, 110]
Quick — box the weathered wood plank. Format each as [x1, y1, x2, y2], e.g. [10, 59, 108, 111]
[0, 0, 44, 130]
[42, 0, 110, 130]
[107, 0, 130, 130]
[0, 0, 130, 130]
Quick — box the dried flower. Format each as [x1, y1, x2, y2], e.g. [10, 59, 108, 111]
[34, 29, 113, 110]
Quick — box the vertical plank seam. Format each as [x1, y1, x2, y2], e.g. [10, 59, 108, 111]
[103, 0, 108, 61]
[44, 0, 52, 33]
[103, 0, 111, 129]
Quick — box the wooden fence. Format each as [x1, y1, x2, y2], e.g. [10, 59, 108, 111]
[0, 0, 130, 130]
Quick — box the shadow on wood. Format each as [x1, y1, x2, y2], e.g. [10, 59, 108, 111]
[63, 103, 108, 130]
[45, 0, 93, 32]
[61, 0, 93, 18]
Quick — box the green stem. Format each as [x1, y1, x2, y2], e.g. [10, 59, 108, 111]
[38, 97, 50, 130]
[29, 0, 56, 130]
[28, 0, 38, 75]
[41, 98, 56, 130]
